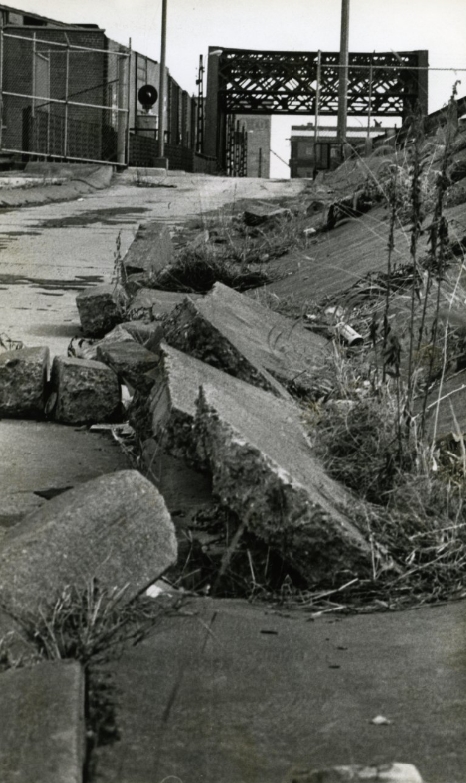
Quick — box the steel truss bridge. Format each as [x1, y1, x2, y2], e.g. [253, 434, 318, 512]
[204, 47, 429, 168]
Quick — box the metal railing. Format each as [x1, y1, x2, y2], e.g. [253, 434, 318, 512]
[0, 28, 130, 165]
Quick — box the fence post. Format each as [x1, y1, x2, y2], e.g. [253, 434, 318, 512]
[117, 50, 127, 165]
[64, 40, 70, 159]
[125, 41, 132, 166]
[0, 25, 4, 150]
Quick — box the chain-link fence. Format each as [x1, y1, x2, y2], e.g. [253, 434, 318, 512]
[0, 28, 129, 165]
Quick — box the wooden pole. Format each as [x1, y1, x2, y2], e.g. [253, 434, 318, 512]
[158, 0, 167, 158]
[337, 0, 350, 155]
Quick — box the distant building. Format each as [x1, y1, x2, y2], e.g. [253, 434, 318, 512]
[236, 115, 271, 178]
[290, 122, 396, 178]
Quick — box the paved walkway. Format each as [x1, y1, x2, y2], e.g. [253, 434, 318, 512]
[95, 596, 466, 783]
[0, 172, 305, 356]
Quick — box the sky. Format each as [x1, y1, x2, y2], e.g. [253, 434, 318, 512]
[7, 0, 466, 176]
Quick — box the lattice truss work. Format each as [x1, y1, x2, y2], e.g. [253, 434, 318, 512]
[217, 48, 428, 118]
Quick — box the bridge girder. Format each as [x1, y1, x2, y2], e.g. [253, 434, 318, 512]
[205, 46, 429, 166]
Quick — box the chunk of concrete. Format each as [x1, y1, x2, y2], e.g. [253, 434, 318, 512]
[76, 283, 127, 337]
[0, 660, 84, 783]
[0, 470, 177, 619]
[128, 288, 202, 321]
[244, 201, 292, 226]
[0, 492, 47, 528]
[96, 341, 160, 392]
[193, 380, 375, 586]
[51, 356, 120, 424]
[0, 347, 49, 417]
[163, 282, 324, 396]
[123, 222, 174, 278]
[147, 342, 286, 463]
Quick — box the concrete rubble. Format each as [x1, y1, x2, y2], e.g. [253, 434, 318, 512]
[142, 341, 374, 583]
[163, 282, 326, 397]
[123, 221, 174, 280]
[0, 470, 177, 620]
[76, 283, 127, 337]
[0, 346, 49, 417]
[96, 340, 160, 392]
[0, 660, 85, 783]
[194, 381, 374, 584]
[243, 200, 292, 226]
[51, 356, 121, 424]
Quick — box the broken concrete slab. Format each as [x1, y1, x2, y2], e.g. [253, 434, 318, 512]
[0, 346, 49, 417]
[0, 470, 177, 619]
[163, 282, 325, 397]
[123, 222, 174, 278]
[51, 356, 121, 424]
[145, 342, 283, 462]
[244, 201, 292, 226]
[128, 288, 202, 321]
[0, 492, 47, 528]
[96, 341, 159, 392]
[0, 660, 84, 783]
[76, 283, 127, 337]
[193, 380, 375, 586]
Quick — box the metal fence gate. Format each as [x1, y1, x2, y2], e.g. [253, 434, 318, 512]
[0, 28, 130, 165]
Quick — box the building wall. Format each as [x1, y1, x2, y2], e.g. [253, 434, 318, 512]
[236, 115, 271, 177]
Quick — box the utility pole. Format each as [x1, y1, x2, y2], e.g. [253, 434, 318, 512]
[337, 0, 350, 156]
[313, 50, 321, 178]
[158, 0, 167, 159]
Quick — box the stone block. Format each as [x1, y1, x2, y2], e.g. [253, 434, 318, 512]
[193, 379, 376, 586]
[0, 470, 177, 619]
[96, 341, 160, 392]
[163, 282, 325, 397]
[0, 347, 49, 417]
[123, 222, 174, 278]
[51, 356, 120, 425]
[243, 201, 292, 226]
[76, 283, 127, 337]
[0, 492, 46, 528]
[0, 660, 84, 783]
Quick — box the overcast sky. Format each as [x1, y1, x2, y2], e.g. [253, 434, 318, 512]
[8, 0, 466, 176]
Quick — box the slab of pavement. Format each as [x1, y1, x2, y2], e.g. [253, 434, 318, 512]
[94, 596, 466, 783]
